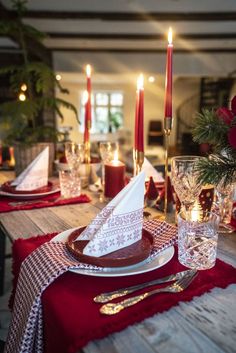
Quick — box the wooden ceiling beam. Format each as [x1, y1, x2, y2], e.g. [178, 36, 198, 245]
[50, 47, 236, 53]
[46, 32, 236, 40]
[10, 10, 236, 22]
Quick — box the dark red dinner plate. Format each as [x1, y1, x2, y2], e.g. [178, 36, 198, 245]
[66, 227, 153, 268]
[1, 180, 53, 195]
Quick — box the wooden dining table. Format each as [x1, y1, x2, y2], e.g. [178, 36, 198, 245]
[0, 171, 236, 353]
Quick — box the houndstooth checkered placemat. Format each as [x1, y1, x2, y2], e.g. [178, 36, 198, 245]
[5, 220, 177, 353]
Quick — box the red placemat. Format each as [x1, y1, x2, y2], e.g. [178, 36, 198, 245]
[0, 192, 90, 213]
[8, 232, 236, 353]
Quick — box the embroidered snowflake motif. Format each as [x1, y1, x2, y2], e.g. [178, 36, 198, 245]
[116, 233, 125, 246]
[87, 242, 97, 253]
[127, 232, 133, 241]
[98, 239, 109, 252]
[109, 238, 115, 247]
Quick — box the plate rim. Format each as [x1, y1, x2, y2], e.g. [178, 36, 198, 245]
[51, 227, 175, 277]
[0, 186, 60, 199]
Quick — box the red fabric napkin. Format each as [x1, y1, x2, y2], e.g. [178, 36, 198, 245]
[10, 233, 236, 353]
[0, 192, 90, 213]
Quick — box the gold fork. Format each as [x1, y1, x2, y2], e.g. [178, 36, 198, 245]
[100, 271, 198, 315]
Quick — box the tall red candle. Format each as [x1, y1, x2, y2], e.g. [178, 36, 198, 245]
[164, 28, 173, 118]
[104, 159, 125, 198]
[134, 74, 144, 153]
[137, 83, 144, 152]
[134, 88, 139, 151]
[84, 64, 92, 144]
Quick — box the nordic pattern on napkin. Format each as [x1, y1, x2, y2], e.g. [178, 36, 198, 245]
[80, 206, 143, 256]
[78, 172, 146, 257]
[4, 220, 177, 353]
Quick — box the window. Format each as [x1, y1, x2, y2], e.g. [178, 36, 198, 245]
[80, 91, 124, 134]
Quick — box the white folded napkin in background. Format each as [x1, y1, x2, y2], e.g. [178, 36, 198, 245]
[11, 147, 49, 191]
[77, 171, 145, 257]
[141, 157, 164, 182]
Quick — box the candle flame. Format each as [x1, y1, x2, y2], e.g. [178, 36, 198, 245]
[168, 27, 173, 45]
[190, 202, 203, 221]
[137, 73, 144, 90]
[86, 64, 91, 78]
[83, 90, 89, 104]
[113, 150, 119, 162]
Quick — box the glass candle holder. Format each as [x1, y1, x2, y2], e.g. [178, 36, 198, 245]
[178, 211, 219, 270]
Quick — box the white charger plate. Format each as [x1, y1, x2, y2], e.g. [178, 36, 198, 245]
[51, 227, 175, 277]
[0, 186, 60, 199]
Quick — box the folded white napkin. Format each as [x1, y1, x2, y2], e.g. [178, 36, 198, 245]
[77, 171, 145, 257]
[11, 147, 49, 191]
[141, 157, 164, 182]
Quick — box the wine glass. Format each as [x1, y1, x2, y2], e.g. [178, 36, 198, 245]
[99, 141, 119, 193]
[99, 141, 119, 163]
[171, 155, 202, 214]
[214, 181, 234, 233]
[65, 142, 85, 173]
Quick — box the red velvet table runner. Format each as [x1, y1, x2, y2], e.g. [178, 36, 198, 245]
[0, 192, 90, 213]
[10, 233, 236, 353]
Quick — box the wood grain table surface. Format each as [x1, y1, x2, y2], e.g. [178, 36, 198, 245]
[0, 171, 236, 353]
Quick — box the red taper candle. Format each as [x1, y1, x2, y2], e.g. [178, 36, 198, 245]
[137, 79, 144, 152]
[84, 64, 92, 144]
[164, 28, 173, 118]
[134, 74, 144, 152]
[134, 88, 139, 151]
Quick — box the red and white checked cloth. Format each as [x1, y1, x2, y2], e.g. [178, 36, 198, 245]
[5, 220, 177, 353]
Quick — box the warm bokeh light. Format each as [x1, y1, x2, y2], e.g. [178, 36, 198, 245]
[148, 76, 155, 83]
[21, 83, 27, 91]
[168, 27, 173, 45]
[19, 93, 26, 101]
[56, 74, 61, 81]
[86, 64, 91, 78]
[137, 73, 144, 90]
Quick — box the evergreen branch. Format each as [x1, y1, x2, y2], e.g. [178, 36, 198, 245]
[54, 98, 79, 124]
[196, 155, 236, 186]
[192, 109, 229, 148]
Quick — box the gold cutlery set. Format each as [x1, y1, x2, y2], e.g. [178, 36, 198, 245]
[95, 269, 198, 315]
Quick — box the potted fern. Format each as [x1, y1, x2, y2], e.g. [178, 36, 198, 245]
[0, 0, 78, 175]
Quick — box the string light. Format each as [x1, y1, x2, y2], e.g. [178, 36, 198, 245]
[19, 93, 26, 101]
[148, 76, 155, 83]
[21, 83, 27, 91]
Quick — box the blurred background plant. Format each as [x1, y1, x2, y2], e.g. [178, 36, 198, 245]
[0, 0, 78, 146]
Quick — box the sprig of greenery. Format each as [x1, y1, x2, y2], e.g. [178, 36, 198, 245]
[192, 108, 236, 186]
[192, 109, 229, 153]
[195, 155, 236, 186]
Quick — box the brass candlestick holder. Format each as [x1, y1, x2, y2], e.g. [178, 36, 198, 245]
[164, 117, 172, 218]
[133, 150, 144, 176]
[84, 141, 91, 164]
